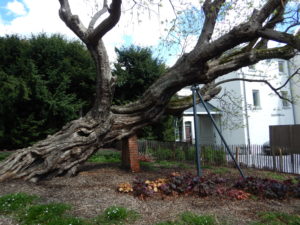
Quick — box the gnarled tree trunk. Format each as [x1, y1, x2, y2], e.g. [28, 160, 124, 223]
[1, 0, 299, 182]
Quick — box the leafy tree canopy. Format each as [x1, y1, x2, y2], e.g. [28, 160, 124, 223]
[0, 34, 95, 149]
[113, 45, 166, 104]
[113, 45, 174, 141]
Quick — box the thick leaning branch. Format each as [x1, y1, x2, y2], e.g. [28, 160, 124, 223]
[257, 28, 300, 50]
[165, 84, 222, 115]
[207, 46, 296, 80]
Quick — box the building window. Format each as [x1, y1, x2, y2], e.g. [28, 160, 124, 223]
[281, 91, 289, 108]
[278, 61, 284, 73]
[252, 90, 261, 109]
[185, 121, 192, 143]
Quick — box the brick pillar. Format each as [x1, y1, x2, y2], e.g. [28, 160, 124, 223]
[122, 135, 140, 172]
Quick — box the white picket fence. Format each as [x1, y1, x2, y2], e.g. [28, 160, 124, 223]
[227, 154, 300, 174]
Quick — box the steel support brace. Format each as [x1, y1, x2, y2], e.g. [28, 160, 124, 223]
[191, 85, 202, 176]
[194, 85, 245, 179]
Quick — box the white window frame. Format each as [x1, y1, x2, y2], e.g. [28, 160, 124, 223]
[252, 89, 261, 109]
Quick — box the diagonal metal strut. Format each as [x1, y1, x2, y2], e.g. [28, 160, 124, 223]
[194, 85, 245, 179]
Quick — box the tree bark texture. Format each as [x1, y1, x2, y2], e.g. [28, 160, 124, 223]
[0, 0, 299, 182]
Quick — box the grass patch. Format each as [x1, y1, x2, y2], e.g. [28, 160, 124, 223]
[94, 205, 139, 225]
[251, 211, 300, 225]
[260, 171, 290, 181]
[0, 193, 38, 214]
[18, 203, 75, 225]
[140, 161, 159, 171]
[156, 212, 218, 225]
[0, 193, 140, 225]
[88, 150, 121, 163]
[156, 160, 191, 169]
[0, 151, 12, 161]
[209, 167, 231, 175]
[140, 161, 192, 171]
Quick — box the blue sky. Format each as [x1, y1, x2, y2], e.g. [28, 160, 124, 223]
[0, 0, 29, 24]
[0, 0, 298, 66]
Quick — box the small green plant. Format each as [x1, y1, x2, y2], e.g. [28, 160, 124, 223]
[88, 150, 121, 163]
[181, 212, 216, 225]
[155, 212, 217, 225]
[0, 193, 38, 214]
[0, 152, 12, 161]
[155, 221, 181, 225]
[17, 203, 71, 225]
[251, 211, 300, 225]
[95, 206, 139, 225]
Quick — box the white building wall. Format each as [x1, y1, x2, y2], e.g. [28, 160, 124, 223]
[240, 60, 294, 145]
[178, 59, 296, 146]
[210, 72, 248, 145]
[290, 55, 300, 124]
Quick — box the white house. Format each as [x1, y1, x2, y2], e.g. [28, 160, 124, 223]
[290, 54, 300, 124]
[177, 58, 299, 146]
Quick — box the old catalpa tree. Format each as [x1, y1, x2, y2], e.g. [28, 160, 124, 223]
[0, 0, 299, 182]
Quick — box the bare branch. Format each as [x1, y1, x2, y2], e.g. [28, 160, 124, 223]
[58, 0, 88, 42]
[275, 67, 300, 90]
[254, 0, 286, 24]
[258, 28, 300, 50]
[88, 0, 122, 44]
[88, 0, 109, 31]
[213, 76, 294, 103]
[196, 0, 226, 47]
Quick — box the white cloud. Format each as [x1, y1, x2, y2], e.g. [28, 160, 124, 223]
[6, 0, 27, 16]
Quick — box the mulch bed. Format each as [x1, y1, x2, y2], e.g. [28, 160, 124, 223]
[0, 162, 299, 225]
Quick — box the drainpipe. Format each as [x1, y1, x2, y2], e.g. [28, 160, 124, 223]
[287, 60, 296, 124]
[242, 72, 251, 146]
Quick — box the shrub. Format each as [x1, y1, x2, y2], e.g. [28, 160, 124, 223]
[132, 177, 154, 199]
[185, 147, 195, 161]
[234, 177, 289, 199]
[149, 148, 174, 161]
[202, 146, 226, 165]
[174, 148, 185, 161]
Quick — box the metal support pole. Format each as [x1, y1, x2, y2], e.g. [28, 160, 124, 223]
[195, 87, 245, 179]
[191, 85, 202, 176]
